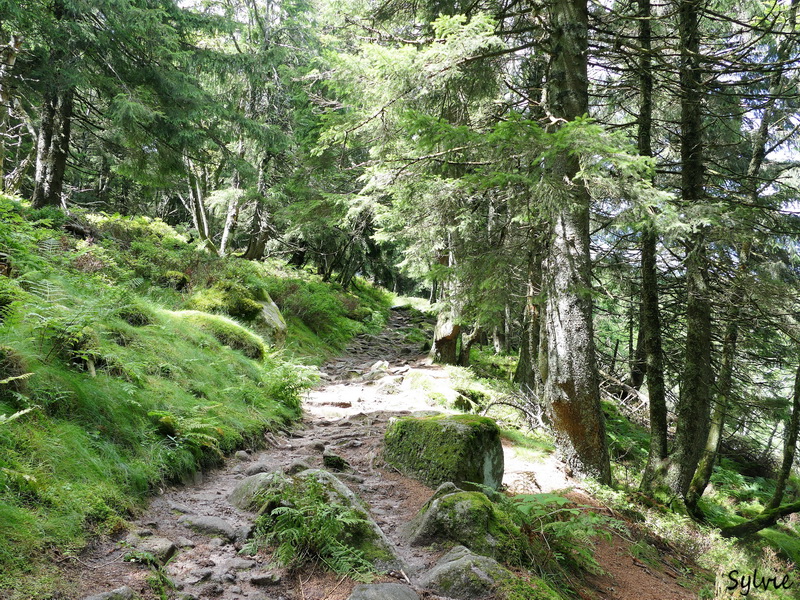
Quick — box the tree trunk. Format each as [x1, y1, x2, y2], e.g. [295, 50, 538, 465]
[634, 0, 671, 492]
[514, 249, 543, 393]
[540, 0, 610, 483]
[766, 361, 800, 511]
[684, 0, 796, 508]
[458, 325, 482, 367]
[243, 154, 276, 261]
[0, 35, 23, 193]
[431, 315, 460, 365]
[219, 195, 241, 255]
[655, 0, 713, 499]
[32, 88, 73, 209]
[685, 309, 736, 514]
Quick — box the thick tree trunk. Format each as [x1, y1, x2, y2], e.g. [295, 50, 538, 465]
[0, 35, 23, 192]
[244, 154, 276, 261]
[431, 315, 460, 365]
[32, 88, 73, 209]
[540, 0, 610, 484]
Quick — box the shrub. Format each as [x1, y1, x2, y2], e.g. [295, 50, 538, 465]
[158, 271, 190, 291]
[0, 347, 29, 405]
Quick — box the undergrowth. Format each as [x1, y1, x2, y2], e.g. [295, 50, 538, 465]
[243, 476, 378, 582]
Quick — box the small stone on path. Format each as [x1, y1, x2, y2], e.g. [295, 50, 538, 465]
[347, 583, 420, 600]
[177, 514, 236, 542]
[82, 586, 135, 600]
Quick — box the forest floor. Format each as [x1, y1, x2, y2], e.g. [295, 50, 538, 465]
[67, 308, 705, 600]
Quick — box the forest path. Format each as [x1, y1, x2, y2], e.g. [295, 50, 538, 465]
[69, 307, 699, 600]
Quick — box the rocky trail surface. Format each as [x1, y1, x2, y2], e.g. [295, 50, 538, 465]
[68, 307, 701, 600]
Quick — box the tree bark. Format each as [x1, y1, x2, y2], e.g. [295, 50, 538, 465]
[0, 35, 23, 193]
[540, 0, 610, 483]
[458, 325, 482, 367]
[514, 249, 543, 393]
[243, 154, 277, 260]
[655, 0, 713, 498]
[684, 0, 796, 509]
[431, 315, 461, 364]
[766, 361, 800, 511]
[635, 0, 671, 492]
[32, 88, 73, 208]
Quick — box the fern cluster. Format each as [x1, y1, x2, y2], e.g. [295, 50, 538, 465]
[481, 488, 618, 577]
[244, 476, 377, 581]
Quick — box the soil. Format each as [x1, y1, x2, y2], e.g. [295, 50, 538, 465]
[65, 307, 704, 600]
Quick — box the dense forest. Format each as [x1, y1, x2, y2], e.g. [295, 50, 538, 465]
[2, 0, 800, 598]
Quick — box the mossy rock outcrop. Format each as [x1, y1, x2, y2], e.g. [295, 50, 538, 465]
[418, 545, 513, 599]
[229, 468, 404, 571]
[418, 546, 563, 600]
[383, 414, 504, 490]
[403, 484, 524, 560]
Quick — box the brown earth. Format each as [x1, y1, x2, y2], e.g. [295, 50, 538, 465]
[65, 307, 706, 600]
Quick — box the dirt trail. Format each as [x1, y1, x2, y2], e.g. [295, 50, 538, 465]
[69, 307, 700, 600]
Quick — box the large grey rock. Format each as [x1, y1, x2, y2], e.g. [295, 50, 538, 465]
[228, 471, 291, 511]
[348, 583, 420, 600]
[255, 298, 287, 345]
[417, 546, 512, 599]
[82, 586, 135, 600]
[383, 414, 504, 490]
[177, 515, 236, 542]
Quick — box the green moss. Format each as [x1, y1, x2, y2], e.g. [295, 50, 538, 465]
[115, 301, 155, 327]
[186, 281, 264, 321]
[417, 491, 525, 560]
[173, 310, 266, 360]
[383, 414, 504, 490]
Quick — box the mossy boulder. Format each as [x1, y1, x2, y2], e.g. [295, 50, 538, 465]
[254, 298, 287, 345]
[418, 545, 513, 599]
[229, 469, 405, 571]
[383, 414, 504, 490]
[187, 281, 264, 322]
[229, 471, 291, 511]
[403, 484, 523, 560]
[418, 545, 563, 600]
